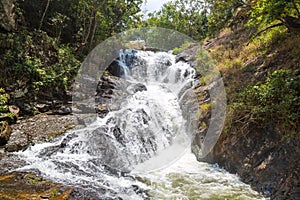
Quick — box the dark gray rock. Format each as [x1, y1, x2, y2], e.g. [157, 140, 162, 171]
[128, 83, 147, 93]
[107, 60, 124, 77]
[5, 130, 28, 152]
[175, 52, 190, 63]
[57, 105, 72, 115]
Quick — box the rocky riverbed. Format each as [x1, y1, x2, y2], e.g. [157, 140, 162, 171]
[0, 113, 101, 199]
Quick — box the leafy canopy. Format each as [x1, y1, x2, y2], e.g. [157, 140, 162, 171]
[145, 0, 208, 40]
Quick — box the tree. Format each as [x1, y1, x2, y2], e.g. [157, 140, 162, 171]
[204, 0, 246, 36]
[249, 0, 300, 33]
[39, 0, 51, 30]
[145, 0, 209, 41]
[18, 0, 143, 52]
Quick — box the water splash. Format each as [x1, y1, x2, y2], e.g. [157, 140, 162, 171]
[16, 50, 265, 199]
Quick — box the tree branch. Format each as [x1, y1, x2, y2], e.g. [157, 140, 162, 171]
[39, 0, 51, 30]
[247, 23, 284, 46]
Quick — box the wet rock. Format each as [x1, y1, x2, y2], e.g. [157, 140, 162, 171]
[112, 126, 125, 146]
[175, 52, 191, 63]
[144, 46, 162, 52]
[5, 130, 28, 152]
[107, 60, 125, 77]
[128, 83, 147, 93]
[132, 184, 148, 195]
[0, 121, 12, 146]
[96, 102, 109, 117]
[73, 102, 96, 114]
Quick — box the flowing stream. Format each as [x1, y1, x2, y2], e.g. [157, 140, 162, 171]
[17, 50, 265, 199]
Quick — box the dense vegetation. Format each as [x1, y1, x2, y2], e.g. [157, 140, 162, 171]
[1, 0, 143, 116]
[150, 0, 300, 137]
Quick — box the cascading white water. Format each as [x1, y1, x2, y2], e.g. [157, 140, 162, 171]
[16, 50, 266, 199]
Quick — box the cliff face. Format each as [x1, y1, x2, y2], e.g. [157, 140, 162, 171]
[192, 26, 300, 199]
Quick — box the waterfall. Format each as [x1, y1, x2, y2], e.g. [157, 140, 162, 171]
[16, 50, 266, 200]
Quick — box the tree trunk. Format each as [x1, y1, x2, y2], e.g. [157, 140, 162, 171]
[39, 0, 51, 30]
[281, 16, 300, 33]
[89, 12, 97, 50]
[84, 11, 94, 45]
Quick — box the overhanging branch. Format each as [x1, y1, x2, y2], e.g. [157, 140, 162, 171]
[247, 23, 284, 46]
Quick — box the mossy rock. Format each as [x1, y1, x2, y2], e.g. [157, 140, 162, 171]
[0, 172, 73, 200]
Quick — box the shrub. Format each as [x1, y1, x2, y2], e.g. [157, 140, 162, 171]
[233, 69, 300, 135]
[172, 42, 194, 55]
[0, 89, 16, 123]
[0, 30, 80, 100]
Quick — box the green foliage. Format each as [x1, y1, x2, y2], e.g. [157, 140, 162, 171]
[19, 0, 143, 52]
[195, 48, 218, 83]
[172, 42, 194, 55]
[172, 47, 182, 55]
[0, 89, 16, 123]
[205, 0, 244, 36]
[249, 0, 300, 31]
[235, 69, 300, 134]
[200, 103, 211, 112]
[0, 121, 8, 132]
[0, 89, 9, 113]
[0, 30, 80, 100]
[146, 0, 209, 41]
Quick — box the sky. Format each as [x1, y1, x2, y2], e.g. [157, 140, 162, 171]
[142, 0, 172, 14]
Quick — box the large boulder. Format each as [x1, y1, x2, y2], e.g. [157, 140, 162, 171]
[107, 60, 125, 77]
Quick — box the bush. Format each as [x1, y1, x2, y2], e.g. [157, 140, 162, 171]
[172, 42, 194, 55]
[0, 88, 9, 113]
[0, 88, 16, 123]
[233, 69, 300, 135]
[0, 30, 80, 100]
